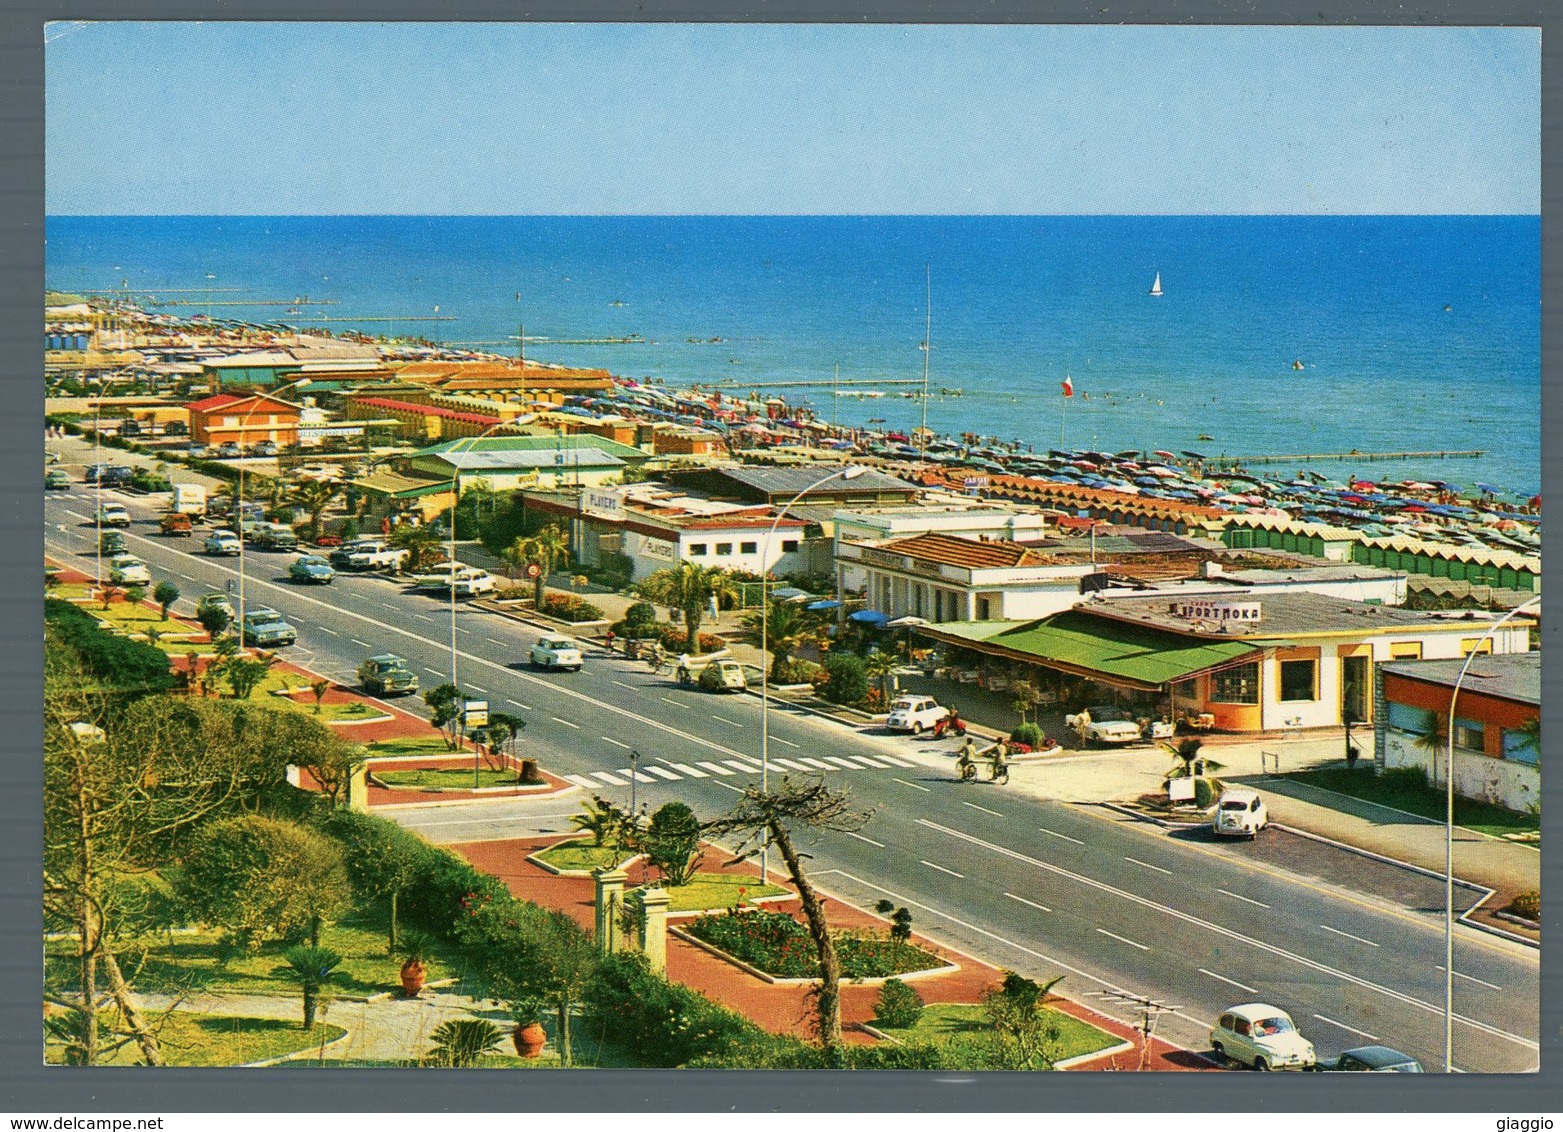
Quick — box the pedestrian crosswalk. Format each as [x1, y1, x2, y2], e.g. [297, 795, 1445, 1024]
[560, 750, 920, 793]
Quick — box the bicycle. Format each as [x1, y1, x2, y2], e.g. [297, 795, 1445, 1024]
[955, 758, 977, 783]
[989, 762, 1010, 786]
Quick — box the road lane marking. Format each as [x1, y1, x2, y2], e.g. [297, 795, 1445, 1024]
[1004, 892, 1051, 913]
[414, 614, 434, 622]
[380, 602, 399, 611]
[486, 637, 505, 645]
[564, 775, 599, 790]
[422, 667, 447, 678]
[349, 592, 366, 600]
[660, 698, 690, 710]
[1037, 826, 1084, 845]
[915, 817, 1535, 1052]
[602, 737, 632, 749]
[612, 681, 639, 692]
[644, 766, 680, 781]
[799, 758, 832, 770]
[506, 698, 533, 711]
[723, 760, 762, 774]
[620, 768, 657, 784]
[1125, 856, 1173, 875]
[351, 639, 372, 648]
[1096, 929, 1150, 952]
[176, 572, 195, 581]
[711, 715, 744, 728]
[772, 758, 811, 772]
[921, 861, 964, 878]
[1435, 966, 1503, 992]
[1320, 924, 1380, 948]
[713, 780, 744, 793]
[697, 762, 734, 776]
[1217, 889, 1271, 909]
[551, 717, 581, 729]
[456, 626, 472, 635]
[876, 754, 915, 767]
[1312, 1014, 1380, 1042]
[893, 778, 930, 793]
[771, 736, 801, 748]
[316, 626, 338, 636]
[852, 755, 892, 768]
[963, 801, 1003, 817]
[846, 831, 885, 848]
[668, 762, 707, 778]
[1199, 969, 1259, 996]
[591, 771, 627, 786]
[823, 756, 862, 770]
[466, 684, 488, 694]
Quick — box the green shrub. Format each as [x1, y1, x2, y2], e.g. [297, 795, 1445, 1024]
[1193, 776, 1223, 807]
[623, 601, 657, 628]
[874, 978, 924, 1029]
[584, 951, 771, 1068]
[822, 653, 869, 705]
[45, 598, 174, 693]
[1509, 891, 1540, 920]
[1011, 722, 1044, 747]
[1382, 766, 1431, 791]
[538, 593, 604, 622]
[772, 657, 822, 685]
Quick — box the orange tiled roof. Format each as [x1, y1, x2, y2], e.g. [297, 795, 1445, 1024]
[880, 532, 1062, 570]
[353, 396, 501, 427]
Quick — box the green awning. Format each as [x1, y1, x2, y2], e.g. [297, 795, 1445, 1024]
[919, 609, 1263, 691]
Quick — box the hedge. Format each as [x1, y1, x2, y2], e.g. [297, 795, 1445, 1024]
[539, 593, 604, 622]
[45, 598, 175, 694]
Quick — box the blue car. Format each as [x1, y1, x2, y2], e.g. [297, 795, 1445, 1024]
[288, 555, 336, 584]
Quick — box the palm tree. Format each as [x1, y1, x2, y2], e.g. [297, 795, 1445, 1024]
[524, 523, 571, 605]
[279, 945, 342, 1030]
[1160, 737, 1224, 782]
[508, 536, 552, 605]
[287, 479, 341, 543]
[638, 562, 736, 657]
[863, 650, 900, 705]
[426, 1018, 505, 1068]
[740, 600, 822, 681]
[388, 522, 446, 572]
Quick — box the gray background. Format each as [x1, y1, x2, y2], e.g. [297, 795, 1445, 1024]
[2, 0, 1556, 1113]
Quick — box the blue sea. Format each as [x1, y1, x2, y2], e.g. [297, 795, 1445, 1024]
[45, 215, 1541, 495]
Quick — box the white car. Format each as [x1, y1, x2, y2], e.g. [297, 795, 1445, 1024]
[108, 555, 151, 585]
[1210, 1004, 1316, 1071]
[1065, 705, 1144, 745]
[96, 503, 131, 528]
[412, 564, 496, 597]
[1212, 787, 1269, 838]
[531, 635, 584, 671]
[204, 530, 242, 556]
[885, 695, 950, 734]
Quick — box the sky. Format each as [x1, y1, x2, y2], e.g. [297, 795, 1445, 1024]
[44, 22, 1540, 216]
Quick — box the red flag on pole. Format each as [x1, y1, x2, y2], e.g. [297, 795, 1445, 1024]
[1061, 376, 1075, 397]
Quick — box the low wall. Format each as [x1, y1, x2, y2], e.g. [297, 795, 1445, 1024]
[1382, 730, 1538, 814]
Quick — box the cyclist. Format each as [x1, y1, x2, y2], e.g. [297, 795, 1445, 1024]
[604, 629, 617, 655]
[988, 740, 1010, 786]
[955, 737, 978, 783]
[645, 640, 664, 670]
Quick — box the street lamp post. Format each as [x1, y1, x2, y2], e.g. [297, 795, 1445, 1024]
[443, 418, 522, 691]
[235, 379, 311, 638]
[1442, 593, 1540, 1073]
[757, 464, 866, 883]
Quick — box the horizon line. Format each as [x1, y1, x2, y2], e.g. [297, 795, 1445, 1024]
[44, 211, 1543, 220]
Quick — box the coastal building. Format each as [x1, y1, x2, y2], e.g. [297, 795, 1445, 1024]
[1375, 652, 1539, 813]
[185, 391, 301, 448]
[520, 484, 813, 582]
[665, 465, 919, 509]
[200, 341, 388, 389]
[346, 395, 504, 442]
[915, 591, 1533, 735]
[929, 470, 1230, 535]
[388, 359, 614, 400]
[406, 434, 649, 492]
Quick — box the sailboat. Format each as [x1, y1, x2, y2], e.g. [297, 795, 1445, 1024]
[1148, 272, 1163, 297]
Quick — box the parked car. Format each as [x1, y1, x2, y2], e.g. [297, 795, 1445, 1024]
[1210, 1004, 1316, 1071]
[98, 530, 126, 555]
[330, 539, 410, 572]
[288, 554, 336, 584]
[885, 695, 951, 734]
[108, 555, 151, 585]
[249, 440, 279, 457]
[194, 592, 234, 624]
[96, 503, 131, 528]
[204, 530, 241, 556]
[215, 442, 243, 459]
[697, 658, 749, 693]
[412, 563, 496, 597]
[1065, 705, 1144, 746]
[1212, 787, 1269, 839]
[1313, 1046, 1423, 1073]
[186, 443, 210, 458]
[240, 608, 297, 648]
[358, 654, 420, 697]
[530, 635, 584, 671]
[243, 521, 299, 550]
[46, 469, 71, 489]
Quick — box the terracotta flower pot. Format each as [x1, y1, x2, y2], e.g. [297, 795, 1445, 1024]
[399, 958, 427, 997]
[512, 1021, 547, 1059]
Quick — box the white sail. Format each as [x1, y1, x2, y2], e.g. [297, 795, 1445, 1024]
[1149, 272, 1163, 297]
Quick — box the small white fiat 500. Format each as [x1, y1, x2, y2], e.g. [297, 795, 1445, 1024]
[1210, 1004, 1315, 1071]
[885, 696, 950, 734]
[1212, 787, 1269, 839]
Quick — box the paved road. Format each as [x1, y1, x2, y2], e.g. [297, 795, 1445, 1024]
[43, 475, 1541, 1072]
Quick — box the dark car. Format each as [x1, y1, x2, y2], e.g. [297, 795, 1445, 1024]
[1314, 1046, 1423, 1073]
[358, 654, 419, 697]
[216, 442, 243, 459]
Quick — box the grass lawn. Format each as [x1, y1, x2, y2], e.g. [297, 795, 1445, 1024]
[375, 767, 523, 789]
[46, 1012, 346, 1067]
[366, 736, 460, 759]
[873, 1003, 1121, 1067]
[532, 837, 639, 873]
[46, 918, 466, 1002]
[1285, 766, 1539, 839]
[635, 871, 790, 913]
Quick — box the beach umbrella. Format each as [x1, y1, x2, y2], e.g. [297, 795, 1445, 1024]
[805, 599, 842, 611]
[849, 609, 891, 626]
[1476, 483, 1502, 495]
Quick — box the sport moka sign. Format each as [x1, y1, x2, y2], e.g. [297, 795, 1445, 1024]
[1172, 600, 1262, 624]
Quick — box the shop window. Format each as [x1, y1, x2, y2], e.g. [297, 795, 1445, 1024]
[1210, 663, 1259, 705]
[715, 543, 733, 556]
[1389, 642, 1423, 660]
[1386, 701, 1434, 737]
[1279, 659, 1317, 702]
[1503, 725, 1540, 765]
[1453, 717, 1485, 754]
[688, 544, 707, 556]
[781, 540, 799, 552]
[741, 541, 758, 554]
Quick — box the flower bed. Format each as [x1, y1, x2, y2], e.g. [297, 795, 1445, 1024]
[686, 908, 944, 980]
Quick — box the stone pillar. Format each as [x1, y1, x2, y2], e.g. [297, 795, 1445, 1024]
[636, 886, 671, 975]
[593, 868, 628, 956]
[347, 762, 370, 812]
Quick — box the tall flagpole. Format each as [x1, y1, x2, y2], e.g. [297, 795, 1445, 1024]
[1060, 375, 1073, 447]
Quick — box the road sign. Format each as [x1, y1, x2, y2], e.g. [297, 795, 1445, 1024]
[463, 700, 489, 728]
[524, 562, 541, 579]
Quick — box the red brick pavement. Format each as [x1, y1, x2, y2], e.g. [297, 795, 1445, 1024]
[454, 836, 1210, 1070]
